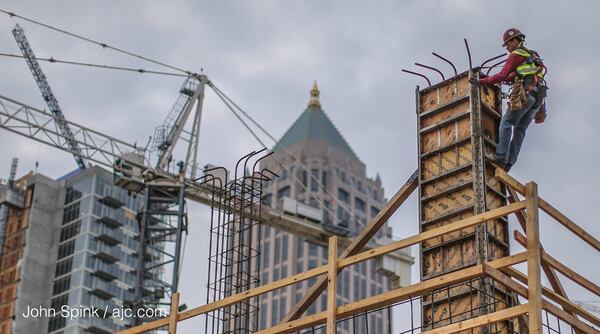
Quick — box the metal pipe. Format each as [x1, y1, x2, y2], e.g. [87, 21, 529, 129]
[480, 53, 506, 69]
[402, 69, 431, 86]
[432, 52, 457, 76]
[464, 38, 473, 69]
[486, 59, 507, 75]
[415, 62, 445, 81]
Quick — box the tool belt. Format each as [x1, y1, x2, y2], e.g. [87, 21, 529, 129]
[508, 77, 527, 112]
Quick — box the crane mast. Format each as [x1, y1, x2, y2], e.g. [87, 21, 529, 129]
[12, 24, 88, 169]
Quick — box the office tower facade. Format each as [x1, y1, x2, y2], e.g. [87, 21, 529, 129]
[256, 83, 398, 333]
[0, 166, 162, 334]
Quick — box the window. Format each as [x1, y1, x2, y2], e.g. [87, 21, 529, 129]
[274, 238, 281, 263]
[55, 258, 73, 277]
[355, 198, 366, 213]
[321, 171, 327, 188]
[277, 186, 290, 200]
[53, 276, 71, 295]
[337, 188, 349, 204]
[62, 202, 80, 225]
[296, 238, 304, 259]
[57, 240, 76, 259]
[309, 197, 319, 209]
[262, 194, 272, 207]
[310, 168, 319, 192]
[60, 221, 81, 242]
[65, 187, 82, 204]
[371, 206, 380, 218]
[301, 170, 308, 188]
[272, 299, 279, 325]
[263, 241, 270, 265]
[308, 244, 318, 258]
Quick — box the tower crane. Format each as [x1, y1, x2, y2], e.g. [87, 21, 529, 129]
[12, 24, 88, 169]
[0, 28, 412, 328]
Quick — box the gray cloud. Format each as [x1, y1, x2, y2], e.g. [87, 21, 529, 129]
[1, 0, 599, 332]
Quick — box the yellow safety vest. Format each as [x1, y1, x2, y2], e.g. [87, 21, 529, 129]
[511, 48, 544, 79]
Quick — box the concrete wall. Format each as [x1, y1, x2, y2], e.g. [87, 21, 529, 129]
[13, 174, 63, 334]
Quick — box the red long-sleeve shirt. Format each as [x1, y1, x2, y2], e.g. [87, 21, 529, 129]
[479, 53, 526, 85]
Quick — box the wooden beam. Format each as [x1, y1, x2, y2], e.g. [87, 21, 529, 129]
[497, 267, 600, 329]
[543, 301, 600, 334]
[255, 264, 487, 334]
[508, 189, 571, 301]
[425, 304, 529, 334]
[525, 181, 542, 333]
[115, 201, 526, 334]
[327, 237, 338, 334]
[254, 254, 528, 334]
[514, 230, 600, 298]
[510, 194, 587, 334]
[496, 168, 600, 252]
[168, 292, 180, 334]
[543, 251, 600, 298]
[337, 201, 525, 269]
[282, 170, 418, 322]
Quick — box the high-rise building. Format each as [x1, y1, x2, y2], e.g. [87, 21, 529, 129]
[257, 82, 409, 333]
[0, 166, 163, 334]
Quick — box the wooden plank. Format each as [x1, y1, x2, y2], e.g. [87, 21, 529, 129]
[256, 265, 487, 334]
[513, 230, 600, 298]
[525, 182, 542, 333]
[511, 217, 584, 333]
[326, 236, 338, 334]
[340, 201, 526, 269]
[496, 168, 600, 252]
[496, 267, 600, 332]
[169, 292, 179, 334]
[256, 254, 527, 334]
[508, 190, 574, 306]
[491, 267, 600, 328]
[426, 304, 529, 334]
[281, 169, 418, 322]
[543, 301, 600, 334]
[116, 201, 525, 334]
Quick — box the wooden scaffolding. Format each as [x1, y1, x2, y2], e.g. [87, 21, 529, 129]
[117, 70, 600, 334]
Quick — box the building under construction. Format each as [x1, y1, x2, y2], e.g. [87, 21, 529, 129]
[0, 20, 597, 334]
[114, 69, 600, 334]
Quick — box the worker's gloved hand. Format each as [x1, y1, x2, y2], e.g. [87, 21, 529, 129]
[469, 77, 480, 86]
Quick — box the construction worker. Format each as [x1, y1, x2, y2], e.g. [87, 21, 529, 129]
[475, 28, 546, 172]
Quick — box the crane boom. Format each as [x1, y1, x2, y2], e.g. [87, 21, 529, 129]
[12, 24, 88, 169]
[0, 94, 413, 262]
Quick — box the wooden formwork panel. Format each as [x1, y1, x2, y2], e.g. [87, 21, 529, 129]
[421, 142, 472, 181]
[419, 71, 510, 333]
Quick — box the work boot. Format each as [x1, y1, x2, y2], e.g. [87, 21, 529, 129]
[484, 152, 506, 169]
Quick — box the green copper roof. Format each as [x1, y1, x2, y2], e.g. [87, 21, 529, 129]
[276, 82, 360, 161]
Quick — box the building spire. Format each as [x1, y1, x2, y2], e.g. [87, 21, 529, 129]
[308, 80, 321, 107]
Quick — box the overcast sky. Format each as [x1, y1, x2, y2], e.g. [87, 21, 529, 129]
[1, 0, 599, 332]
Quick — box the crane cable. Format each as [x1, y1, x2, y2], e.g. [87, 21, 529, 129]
[0, 52, 188, 77]
[0, 9, 193, 75]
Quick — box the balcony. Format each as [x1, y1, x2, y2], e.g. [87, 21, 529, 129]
[98, 194, 124, 209]
[90, 240, 123, 263]
[89, 277, 120, 299]
[89, 259, 120, 281]
[86, 317, 120, 334]
[98, 215, 123, 229]
[91, 222, 124, 246]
